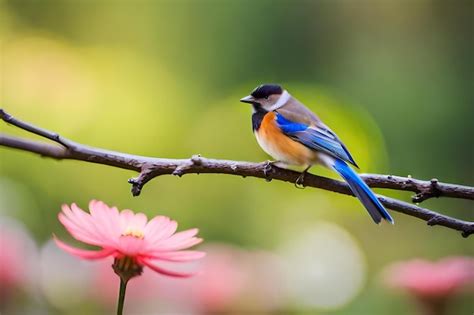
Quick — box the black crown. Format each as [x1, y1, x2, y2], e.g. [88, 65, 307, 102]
[250, 84, 283, 99]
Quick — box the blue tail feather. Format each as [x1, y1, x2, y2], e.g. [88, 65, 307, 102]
[332, 158, 394, 224]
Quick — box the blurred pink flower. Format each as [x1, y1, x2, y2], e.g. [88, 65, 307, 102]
[0, 231, 27, 295]
[54, 200, 205, 279]
[383, 257, 474, 315]
[0, 218, 38, 307]
[151, 244, 284, 313]
[176, 244, 247, 312]
[384, 257, 474, 298]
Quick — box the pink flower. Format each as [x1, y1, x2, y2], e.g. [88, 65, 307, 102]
[150, 244, 285, 313]
[384, 257, 474, 298]
[155, 244, 248, 312]
[0, 230, 28, 294]
[54, 200, 205, 279]
[383, 257, 474, 315]
[0, 217, 38, 306]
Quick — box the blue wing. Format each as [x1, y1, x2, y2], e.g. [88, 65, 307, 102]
[275, 112, 358, 167]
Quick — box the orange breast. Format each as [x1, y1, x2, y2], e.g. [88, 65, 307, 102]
[256, 112, 319, 166]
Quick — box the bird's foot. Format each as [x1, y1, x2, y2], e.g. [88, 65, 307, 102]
[263, 160, 276, 181]
[294, 166, 311, 189]
[294, 172, 306, 189]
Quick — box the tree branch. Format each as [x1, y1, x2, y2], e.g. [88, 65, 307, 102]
[360, 174, 473, 203]
[1, 109, 473, 237]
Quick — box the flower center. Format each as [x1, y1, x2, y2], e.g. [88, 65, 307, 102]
[122, 227, 144, 239]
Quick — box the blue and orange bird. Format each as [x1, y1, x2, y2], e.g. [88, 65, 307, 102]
[240, 84, 394, 224]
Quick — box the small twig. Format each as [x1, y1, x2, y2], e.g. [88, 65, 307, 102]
[1, 109, 473, 237]
[0, 109, 71, 147]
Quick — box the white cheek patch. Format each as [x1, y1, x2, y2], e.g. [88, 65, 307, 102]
[269, 90, 290, 111]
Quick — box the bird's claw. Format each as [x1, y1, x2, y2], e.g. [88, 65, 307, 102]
[263, 160, 274, 181]
[294, 172, 306, 189]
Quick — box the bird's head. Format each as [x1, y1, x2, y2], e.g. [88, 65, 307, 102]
[240, 84, 290, 111]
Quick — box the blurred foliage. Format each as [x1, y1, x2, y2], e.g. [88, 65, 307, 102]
[0, 0, 473, 314]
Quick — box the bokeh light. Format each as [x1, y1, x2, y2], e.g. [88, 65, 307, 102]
[39, 240, 96, 311]
[279, 222, 367, 309]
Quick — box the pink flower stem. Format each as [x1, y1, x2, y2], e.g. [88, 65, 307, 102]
[117, 278, 128, 315]
[113, 257, 143, 315]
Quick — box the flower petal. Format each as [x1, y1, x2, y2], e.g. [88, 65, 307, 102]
[119, 209, 148, 232]
[130, 212, 148, 230]
[117, 236, 145, 256]
[58, 213, 103, 246]
[144, 215, 169, 232]
[152, 228, 202, 251]
[150, 237, 203, 252]
[147, 250, 206, 262]
[69, 203, 108, 242]
[89, 200, 121, 240]
[145, 217, 178, 243]
[53, 236, 115, 260]
[119, 209, 136, 231]
[156, 228, 198, 245]
[59, 205, 106, 246]
[138, 257, 197, 278]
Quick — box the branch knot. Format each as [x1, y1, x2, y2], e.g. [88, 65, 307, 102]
[172, 155, 202, 177]
[412, 178, 442, 203]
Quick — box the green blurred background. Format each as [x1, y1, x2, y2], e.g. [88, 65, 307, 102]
[0, 0, 473, 314]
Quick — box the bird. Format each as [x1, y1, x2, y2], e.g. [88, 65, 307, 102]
[240, 84, 394, 224]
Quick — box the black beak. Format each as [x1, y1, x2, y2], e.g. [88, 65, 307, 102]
[240, 95, 256, 104]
